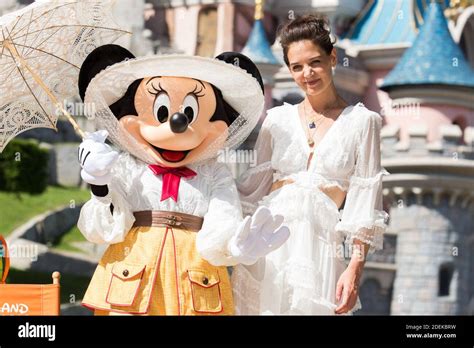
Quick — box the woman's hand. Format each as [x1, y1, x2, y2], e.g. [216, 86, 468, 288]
[334, 262, 362, 314]
[335, 240, 368, 314]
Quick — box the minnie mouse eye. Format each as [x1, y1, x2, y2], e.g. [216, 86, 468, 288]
[182, 94, 199, 124]
[153, 92, 170, 123]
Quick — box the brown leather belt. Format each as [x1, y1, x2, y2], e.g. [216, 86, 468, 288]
[132, 211, 203, 232]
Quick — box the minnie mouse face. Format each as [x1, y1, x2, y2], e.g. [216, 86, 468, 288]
[79, 45, 264, 168]
[119, 76, 228, 167]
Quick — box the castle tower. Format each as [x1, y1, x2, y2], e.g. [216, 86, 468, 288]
[339, 0, 422, 315]
[241, 0, 281, 115]
[229, 0, 281, 178]
[339, 0, 419, 113]
[379, 2, 474, 315]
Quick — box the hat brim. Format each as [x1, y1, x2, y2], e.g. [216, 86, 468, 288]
[84, 54, 265, 164]
[86, 54, 264, 118]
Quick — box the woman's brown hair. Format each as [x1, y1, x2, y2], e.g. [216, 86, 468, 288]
[278, 14, 336, 66]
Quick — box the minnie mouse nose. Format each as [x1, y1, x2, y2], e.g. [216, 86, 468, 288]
[170, 112, 189, 133]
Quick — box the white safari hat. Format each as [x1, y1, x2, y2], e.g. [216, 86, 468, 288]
[80, 45, 265, 164]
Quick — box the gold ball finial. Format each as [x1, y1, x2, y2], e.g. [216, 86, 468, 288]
[255, 0, 265, 21]
[445, 0, 472, 21]
[52, 271, 61, 285]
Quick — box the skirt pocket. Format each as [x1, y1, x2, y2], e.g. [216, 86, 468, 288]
[106, 262, 146, 307]
[187, 269, 222, 313]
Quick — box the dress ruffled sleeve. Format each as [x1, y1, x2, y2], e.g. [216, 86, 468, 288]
[335, 112, 389, 253]
[196, 161, 243, 266]
[236, 113, 274, 216]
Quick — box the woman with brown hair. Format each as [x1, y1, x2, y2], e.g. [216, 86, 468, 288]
[232, 14, 389, 315]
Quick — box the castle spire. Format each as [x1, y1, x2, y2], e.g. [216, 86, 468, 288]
[380, 2, 474, 94]
[241, 0, 279, 65]
[344, 0, 417, 45]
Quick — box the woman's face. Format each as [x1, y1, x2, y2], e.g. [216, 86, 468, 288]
[287, 40, 336, 97]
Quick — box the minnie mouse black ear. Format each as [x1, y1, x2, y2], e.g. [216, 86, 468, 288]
[78, 44, 135, 101]
[215, 52, 264, 94]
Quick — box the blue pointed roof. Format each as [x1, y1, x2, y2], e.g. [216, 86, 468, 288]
[242, 19, 279, 65]
[344, 0, 417, 45]
[413, 0, 450, 28]
[380, 2, 474, 91]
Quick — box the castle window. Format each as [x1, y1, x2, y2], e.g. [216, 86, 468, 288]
[438, 262, 454, 297]
[452, 116, 467, 144]
[452, 116, 466, 131]
[144, 5, 170, 53]
[196, 7, 218, 57]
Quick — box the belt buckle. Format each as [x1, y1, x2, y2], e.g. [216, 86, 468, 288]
[166, 215, 179, 227]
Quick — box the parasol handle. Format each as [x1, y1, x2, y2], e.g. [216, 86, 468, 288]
[4, 40, 85, 139]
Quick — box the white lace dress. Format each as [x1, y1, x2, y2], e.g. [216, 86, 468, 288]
[232, 102, 389, 315]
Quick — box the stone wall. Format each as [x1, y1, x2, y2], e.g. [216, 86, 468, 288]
[357, 270, 394, 315]
[381, 123, 474, 160]
[388, 193, 473, 314]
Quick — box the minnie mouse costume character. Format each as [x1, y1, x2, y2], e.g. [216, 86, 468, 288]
[76, 45, 289, 315]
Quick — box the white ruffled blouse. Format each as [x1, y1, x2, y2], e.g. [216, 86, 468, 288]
[237, 102, 389, 252]
[77, 154, 243, 266]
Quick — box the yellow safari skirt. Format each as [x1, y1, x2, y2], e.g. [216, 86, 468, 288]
[82, 212, 234, 315]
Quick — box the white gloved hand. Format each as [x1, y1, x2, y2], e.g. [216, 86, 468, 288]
[228, 206, 290, 265]
[78, 130, 119, 186]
